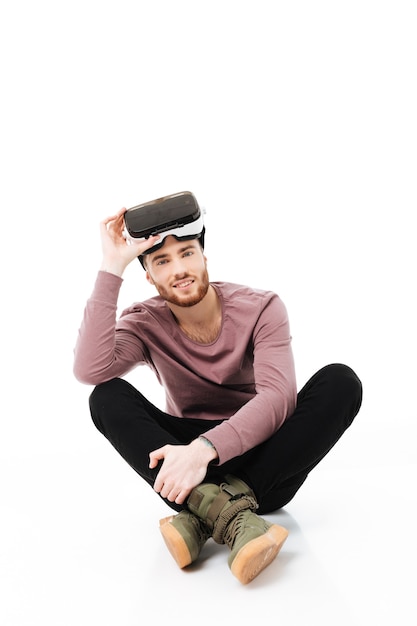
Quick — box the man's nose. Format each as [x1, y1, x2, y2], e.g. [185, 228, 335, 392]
[171, 257, 188, 275]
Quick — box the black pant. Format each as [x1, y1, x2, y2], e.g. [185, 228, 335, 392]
[89, 363, 362, 515]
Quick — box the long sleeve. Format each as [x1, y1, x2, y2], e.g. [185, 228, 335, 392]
[73, 271, 144, 385]
[199, 290, 297, 463]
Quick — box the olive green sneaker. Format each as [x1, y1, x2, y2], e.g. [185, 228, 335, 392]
[224, 508, 289, 584]
[159, 510, 211, 568]
[186, 475, 289, 584]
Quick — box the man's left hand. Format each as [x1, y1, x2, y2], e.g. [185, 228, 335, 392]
[149, 438, 218, 505]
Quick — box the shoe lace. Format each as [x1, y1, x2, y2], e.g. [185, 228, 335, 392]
[223, 511, 245, 549]
[191, 514, 211, 541]
[212, 494, 258, 544]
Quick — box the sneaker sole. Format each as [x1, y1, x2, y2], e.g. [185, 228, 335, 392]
[159, 516, 193, 569]
[230, 524, 289, 584]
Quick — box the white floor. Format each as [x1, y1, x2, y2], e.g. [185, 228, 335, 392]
[2, 390, 416, 626]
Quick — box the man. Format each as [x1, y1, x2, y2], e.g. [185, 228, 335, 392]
[73, 197, 362, 585]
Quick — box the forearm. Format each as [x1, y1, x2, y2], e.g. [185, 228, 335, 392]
[100, 259, 130, 277]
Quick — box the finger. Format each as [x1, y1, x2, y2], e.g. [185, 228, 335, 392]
[142, 234, 162, 250]
[148, 456, 157, 469]
[153, 467, 166, 494]
[149, 447, 165, 468]
[175, 490, 188, 505]
[166, 486, 182, 502]
[125, 233, 161, 253]
[100, 208, 127, 232]
[159, 480, 176, 500]
[100, 212, 120, 227]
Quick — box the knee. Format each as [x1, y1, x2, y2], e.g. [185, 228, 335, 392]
[327, 363, 362, 394]
[324, 363, 363, 421]
[89, 377, 118, 411]
[89, 378, 126, 432]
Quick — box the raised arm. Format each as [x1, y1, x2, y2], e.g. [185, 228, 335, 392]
[73, 208, 160, 384]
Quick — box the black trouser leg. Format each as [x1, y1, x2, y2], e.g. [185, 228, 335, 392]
[89, 363, 362, 514]
[225, 363, 363, 513]
[89, 378, 223, 511]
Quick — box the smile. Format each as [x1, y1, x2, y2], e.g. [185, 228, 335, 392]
[174, 280, 194, 289]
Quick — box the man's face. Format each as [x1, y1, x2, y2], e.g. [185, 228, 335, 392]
[145, 235, 209, 308]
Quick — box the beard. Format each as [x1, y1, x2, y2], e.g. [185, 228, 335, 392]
[153, 267, 210, 308]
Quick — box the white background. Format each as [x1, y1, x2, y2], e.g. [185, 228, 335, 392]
[1, 1, 416, 625]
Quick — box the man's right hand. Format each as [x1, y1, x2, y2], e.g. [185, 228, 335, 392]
[99, 208, 161, 277]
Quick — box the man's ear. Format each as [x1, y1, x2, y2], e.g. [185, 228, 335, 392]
[145, 270, 154, 285]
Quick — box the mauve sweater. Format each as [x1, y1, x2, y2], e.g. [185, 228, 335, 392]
[73, 271, 297, 465]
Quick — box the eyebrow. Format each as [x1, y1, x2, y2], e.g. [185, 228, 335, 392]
[150, 243, 197, 265]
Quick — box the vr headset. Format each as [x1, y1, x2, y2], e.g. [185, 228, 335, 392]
[123, 191, 205, 266]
